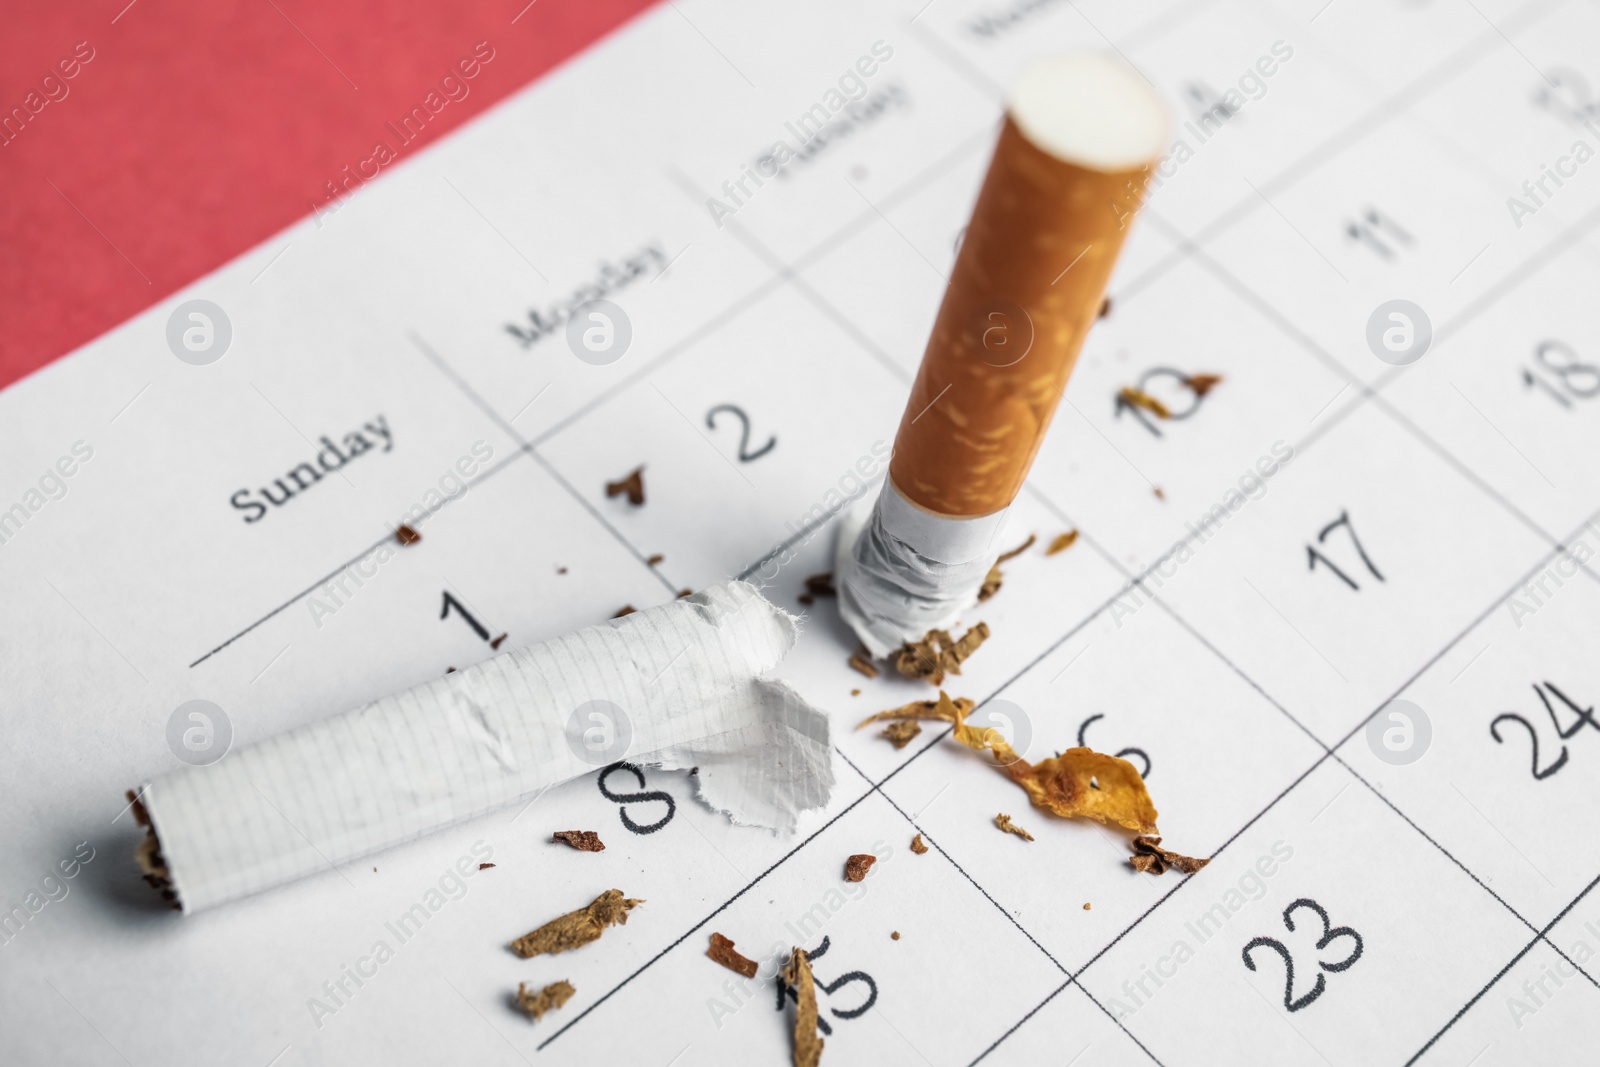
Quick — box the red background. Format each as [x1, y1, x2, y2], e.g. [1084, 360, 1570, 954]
[0, 0, 655, 391]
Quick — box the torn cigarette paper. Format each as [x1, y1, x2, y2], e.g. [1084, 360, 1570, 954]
[137, 581, 833, 913]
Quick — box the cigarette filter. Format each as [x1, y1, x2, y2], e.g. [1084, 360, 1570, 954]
[134, 582, 833, 913]
[839, 53, 1169, 654]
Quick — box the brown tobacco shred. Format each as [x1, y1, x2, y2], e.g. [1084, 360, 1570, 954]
[891, 931, 901, 940]
[844, 854, 877, 882]
[479, 863, 496, 870]
[1046, 530, 1080, 556]
[881, 720, 922, 749]
[850, 688, 861, 697]
[647, 553, 665, 566]
[510, 888, 643, 958]
[781, 948, 824, 1067]
[995, 813, 1035, 842]
[979, 534, 1037, 602]
[552, 830, 605, 852]
[894, 622, 990, 686]
[606, 466, 646, 505]
[1129, 836, 1210, 875]
[1153, 486, 1166, 501]
[910, 833, 929, 855]
[613, 605, 636, 619]
[127, 790, 179, 910]
[1119, 385, 1172, 419]
[847, 652, 879, 679]
[798, 595, 814, 606]
[1098, 296, 1113, 319]
[1083, 902, 1091, 911]
[707, 932, 759, 978]
[1184, 373, 1223, 397]
[804, 573, 836, 598]
[490, 633, 508, 650]
[515, 980, 576, 1022]
[864, 692, 1159, 834]
[394, 524, 422, 545]
[857, 694, 976, 731]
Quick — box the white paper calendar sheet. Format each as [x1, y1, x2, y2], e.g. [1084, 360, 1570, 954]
[6, 0, 1600, 1064]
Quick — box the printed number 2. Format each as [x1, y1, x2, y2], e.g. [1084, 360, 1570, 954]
[1306, 511, 1383, 591]
[706, 404, 776, 462]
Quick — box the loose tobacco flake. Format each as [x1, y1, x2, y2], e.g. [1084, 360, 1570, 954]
[510, 888, 643, 958]
[979, 534, 1037, 602]
[804, 572, 836, 598]
[1119, 385, 1172, 419]
[1184, 373, 1223, 397]
[894, 622, 990, 686]
[781, 947, 824, 1067]
[844, 854, 876, 882]
[707, 932, 759, 978]
[1129, 835, 1209, 875]
[515, 980, 576, 1022]
[394, 524, 423, 546]
[606, 466, 646, 505]
[995, 813, 1035, 842]
[857, 695, 976, 731]
[847, 652, 879, 678]
[863, 692, 1159, 834]
[1046, 530, 1079, 556]
[880, 720, 922, 749]
[910, 833, 929, 855]
[613, 605, 636, 619]
[552, 830, 605, 852]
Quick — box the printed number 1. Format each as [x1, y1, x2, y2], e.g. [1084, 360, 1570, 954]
[440, 591, 489, 641]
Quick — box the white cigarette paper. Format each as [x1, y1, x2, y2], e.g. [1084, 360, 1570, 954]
[835, 484, 1009, 659]
[139, 582, 834, 913]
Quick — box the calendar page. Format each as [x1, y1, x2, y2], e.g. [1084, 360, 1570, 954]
[5, 0, 1600, 1064]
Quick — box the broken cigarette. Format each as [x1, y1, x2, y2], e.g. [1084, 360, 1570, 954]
[131, 582, 833, 913]
[838, 53, 1168, 654]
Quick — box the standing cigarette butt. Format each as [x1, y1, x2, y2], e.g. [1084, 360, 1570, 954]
[839, 53, 1168, 655]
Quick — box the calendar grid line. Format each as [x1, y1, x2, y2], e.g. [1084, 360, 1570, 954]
[948, 382, 1600, 1062]
[612, 81, 1600, 1050]
[1144, 0, 1567, 282]
[834, 748, 1074, 978]
[851, 725, 1177, 1066]
[959, 520, 1585, 1064]
[1167, 224, 1591, 580]
[405, 329, 684, 597]
[531, 774, 886, 1051]
[170, 8, 1599, 1063]
[185, 427, 559, 668]
[534, 547, 1152, 1051]
[1139, 564, 1594, 970]
[1405, 868, 1600, 1066]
